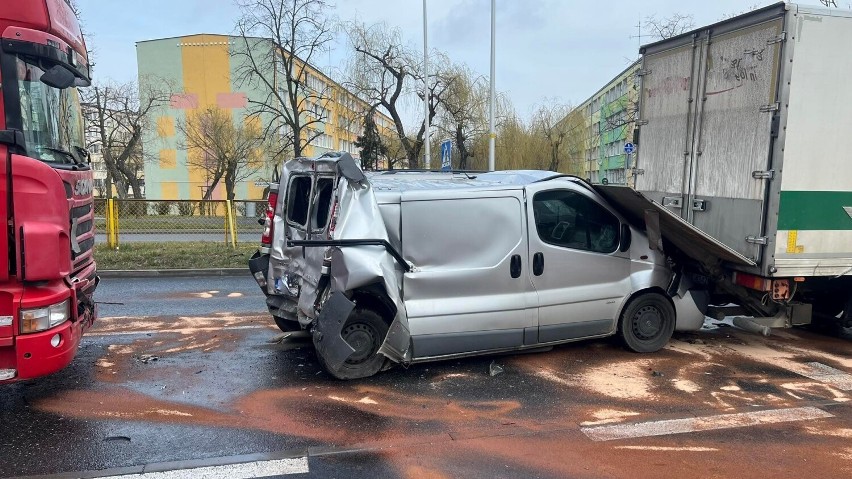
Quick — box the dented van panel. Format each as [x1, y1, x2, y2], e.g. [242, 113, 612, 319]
[268, 155, 410, 362]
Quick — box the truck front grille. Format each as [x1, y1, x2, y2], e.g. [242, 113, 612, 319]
[70, 201, 95, 268]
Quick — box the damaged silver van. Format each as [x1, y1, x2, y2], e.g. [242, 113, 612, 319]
[249, 153, 707, 379]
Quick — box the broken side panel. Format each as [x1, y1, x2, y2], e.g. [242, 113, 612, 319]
[594, 185, 755, 269]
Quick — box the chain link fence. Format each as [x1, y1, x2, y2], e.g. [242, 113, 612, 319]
[95, 199, 267, 247]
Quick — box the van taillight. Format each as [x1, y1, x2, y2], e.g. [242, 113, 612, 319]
[261, 192, 278, 245]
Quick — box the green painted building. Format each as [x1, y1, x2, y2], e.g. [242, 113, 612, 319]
[573, 60, 640, 185]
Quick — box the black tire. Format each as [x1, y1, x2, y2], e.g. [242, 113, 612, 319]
[273, 315, 301, 333]
[315, 308, 388, 380]
[619, 292, 675, 353]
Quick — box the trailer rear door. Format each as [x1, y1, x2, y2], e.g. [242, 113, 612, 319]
[636, 6, 786, 263]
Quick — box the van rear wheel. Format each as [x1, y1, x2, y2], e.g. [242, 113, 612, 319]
[619, 293, 675, 353]
[315, 308, 388, 380]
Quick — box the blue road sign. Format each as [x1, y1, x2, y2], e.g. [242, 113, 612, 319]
[624, 142, 636, 154]
[440, 139, 452, 171]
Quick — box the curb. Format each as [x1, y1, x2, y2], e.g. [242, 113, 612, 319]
[99, 268, 249, 278]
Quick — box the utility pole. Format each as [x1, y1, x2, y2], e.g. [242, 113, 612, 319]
[488, 0, 496, 171]
[423, 0, 431, 169]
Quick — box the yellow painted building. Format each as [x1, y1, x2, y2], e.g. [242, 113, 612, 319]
[137, 34, 392, 200]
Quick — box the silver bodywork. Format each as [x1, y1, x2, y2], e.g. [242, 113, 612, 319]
[268, 159, 699, 365]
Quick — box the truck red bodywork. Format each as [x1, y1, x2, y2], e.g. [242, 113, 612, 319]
[0, 0, 97, 383]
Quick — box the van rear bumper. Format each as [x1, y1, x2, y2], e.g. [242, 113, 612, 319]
[248, 250, 270, 294]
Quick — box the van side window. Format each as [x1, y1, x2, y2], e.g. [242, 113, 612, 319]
[311, 178, 335, 230]
[286, 176, 312, 226]
[533, 190, 620, 254]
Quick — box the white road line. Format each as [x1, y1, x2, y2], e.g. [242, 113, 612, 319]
[614, 446, 719, 452]
[101, 457, 309, 478]
[581, 406, 833, 442]
[798, 362, 852, 391]
[88, 325, 268, 337]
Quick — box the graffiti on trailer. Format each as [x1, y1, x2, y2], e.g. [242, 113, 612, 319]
[707, 47, 767, 96]
[645, 76, 690, 99]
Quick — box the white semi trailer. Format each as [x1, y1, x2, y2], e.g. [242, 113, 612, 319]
[603, 2, 852, 330]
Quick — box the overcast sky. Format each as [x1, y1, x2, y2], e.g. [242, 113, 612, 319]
[77, 0, 836, 121]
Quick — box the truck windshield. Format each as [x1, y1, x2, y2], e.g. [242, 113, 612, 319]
[12, 56, 86, 165]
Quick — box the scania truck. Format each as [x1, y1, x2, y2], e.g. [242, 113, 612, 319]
[0, 0, 98, 383]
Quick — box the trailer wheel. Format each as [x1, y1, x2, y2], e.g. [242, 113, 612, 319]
[619, 293, 675, 353]
[315, 308, 388, 380]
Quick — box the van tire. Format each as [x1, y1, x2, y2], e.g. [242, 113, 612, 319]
[273, 315, 301, 333]
[316, 308, 388, 380]
[619, 292, 675, 353]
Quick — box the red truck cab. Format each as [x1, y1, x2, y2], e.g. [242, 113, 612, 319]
[0, 0, 98, 383]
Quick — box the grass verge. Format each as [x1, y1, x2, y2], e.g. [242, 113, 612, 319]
[95, 241, 257, 270]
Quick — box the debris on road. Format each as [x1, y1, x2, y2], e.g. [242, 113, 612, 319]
[489, 361, 504, 377]
[103, 436, 131, 443]
[136, 355, 159, 364]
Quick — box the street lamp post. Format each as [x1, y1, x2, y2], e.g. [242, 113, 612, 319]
[488, 0, 496, 171]
[423, 0, 431, 169]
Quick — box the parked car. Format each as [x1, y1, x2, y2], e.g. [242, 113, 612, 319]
[249, 153, 706, 379]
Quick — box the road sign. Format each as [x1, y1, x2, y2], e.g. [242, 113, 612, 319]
[624, 142, 636, 154]
[440, 139, 452, 171]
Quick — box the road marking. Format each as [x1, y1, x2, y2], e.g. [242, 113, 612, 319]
[797, 362, 852, 391]
[88, 325, 268, 337]
[614, 446, 719, 452]
[581, 406, 833, 442]
[100, 457, 309, 478]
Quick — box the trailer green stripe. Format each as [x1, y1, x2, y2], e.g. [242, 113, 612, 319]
[778, 191, 852, 231]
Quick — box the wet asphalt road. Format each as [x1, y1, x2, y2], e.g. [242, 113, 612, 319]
[1, 276, 851, 478]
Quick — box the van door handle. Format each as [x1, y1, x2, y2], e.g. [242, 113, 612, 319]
[510, 254, 522, 278]
[533, 252, 544, 276]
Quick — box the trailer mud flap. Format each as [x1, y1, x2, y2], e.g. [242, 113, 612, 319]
[314, 291, 356, 371]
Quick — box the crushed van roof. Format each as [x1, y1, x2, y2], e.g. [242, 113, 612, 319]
[368, 170, 559, 192]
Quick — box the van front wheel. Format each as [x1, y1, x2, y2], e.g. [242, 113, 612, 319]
[316, 308, 388, 380]
[619, 293, 675, 353]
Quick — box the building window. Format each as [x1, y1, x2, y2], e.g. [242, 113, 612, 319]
[306, 73, 325, 93]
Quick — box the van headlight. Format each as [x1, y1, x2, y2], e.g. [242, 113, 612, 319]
[20, 299, 70, 334]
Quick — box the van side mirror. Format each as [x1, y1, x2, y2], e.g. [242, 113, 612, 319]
[619, 224, 632, 252]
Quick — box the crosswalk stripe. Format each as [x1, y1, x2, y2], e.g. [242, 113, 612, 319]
[797, 362, 852, 391]
[582, 406, 833, 442]
[99, 457, 309, 478]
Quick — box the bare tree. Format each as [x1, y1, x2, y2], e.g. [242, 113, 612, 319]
[438, 64, 488, 170]
[643, 13, 695, 41]
[177, 107, 267, 200]
[81, 80, 168, 198]
[720, 4, 763, 20]
[346, 22, 450, 169]
[233, 0, 334, 159]
[530, 102, 575, 172]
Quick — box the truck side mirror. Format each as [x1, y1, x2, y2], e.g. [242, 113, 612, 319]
[40, 65, 76, 89]
[620, 224, 632, 252]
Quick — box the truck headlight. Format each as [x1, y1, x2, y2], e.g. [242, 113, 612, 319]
[20, 300, 70, 334]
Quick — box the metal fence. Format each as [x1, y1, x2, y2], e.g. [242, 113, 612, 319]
[95, 199, 266, 247]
